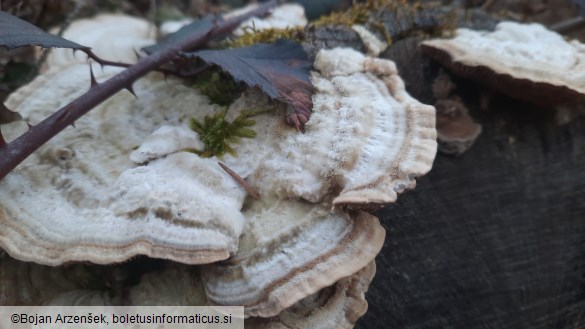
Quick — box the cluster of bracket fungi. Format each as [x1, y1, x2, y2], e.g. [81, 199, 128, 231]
[2, 1, 585, 328]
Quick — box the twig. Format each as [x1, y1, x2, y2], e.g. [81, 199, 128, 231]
[550, 16, 585, 34]
[218, 162, 260, 199]
[0, 0, 279, 181]
[83, 50, 213, 79]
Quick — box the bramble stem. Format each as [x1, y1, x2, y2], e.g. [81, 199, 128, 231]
[0, 0, 278, 181]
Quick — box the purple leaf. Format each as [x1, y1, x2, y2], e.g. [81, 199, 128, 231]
[0, 11, 87, 50]
[189, 40, 314, 131]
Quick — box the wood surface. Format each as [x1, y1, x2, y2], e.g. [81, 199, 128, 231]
[357, 93, 585, 328]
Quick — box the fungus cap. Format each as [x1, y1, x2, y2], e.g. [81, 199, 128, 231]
[202, 200, 384, 318]
[0, 65, 247, 265]
[421, 21, 585, 105]
[0, 13, 438, 325]
[246, 261, 376, 329]
[435, 98, 482, 155]
[215, 48, 437, 209]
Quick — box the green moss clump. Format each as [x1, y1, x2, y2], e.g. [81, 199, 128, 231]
[188, 107, 270, 157]
[313, 1, 379, 26]
[228, 26, 305, 48]
[313, 0, 454, 45]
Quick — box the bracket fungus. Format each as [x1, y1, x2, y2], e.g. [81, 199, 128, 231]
[310, 48, 436, 207]
[202, 200, 385, 317]
[246, 261, 377, 329]
[121, 47, 432, 318]
[0, 64, 249, 266]
[351, 24, 388, 57]
[0, 15, 247, 266]
[420, 21, 585, 106]
[432, 73, 482, 155]
[435, 97, 482, 155]
[206, 48, 436, 209]
[0, 9, 437, 327]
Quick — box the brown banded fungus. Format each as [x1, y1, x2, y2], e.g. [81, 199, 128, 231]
[202, 200, 384, 317]
[420, 21, 585, 106]
[435, 97, 482, 155]
[123, 46, 433, 317]
[0, 10, 437, 326]
[0, 110, 247, 265]
[217, 48, 437, 209]
[246, 261, 377, 329]
[0, 15, 247, 266]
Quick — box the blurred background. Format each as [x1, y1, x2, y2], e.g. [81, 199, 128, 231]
[1, 1, 584, 328]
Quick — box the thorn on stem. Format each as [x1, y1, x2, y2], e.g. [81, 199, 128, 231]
[0, 131, 6, 148]
[55, 109, 69, 122]
[218, 162, 260, 199]
[125, 84, 137, 98]
[133, 49, 142, 61]
[89, 64, 99, 87]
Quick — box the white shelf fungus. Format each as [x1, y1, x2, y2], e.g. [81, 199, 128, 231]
[0, 47, 247, 266]
[435, 98, 482, 155]
[421, 21, 585, 105]
[352, 24, 388, 56]
[246, 261, 377, 329]
[202, 199, 385, 318]
[0, 12, 438, 326]
[309, 47, 436, 207]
